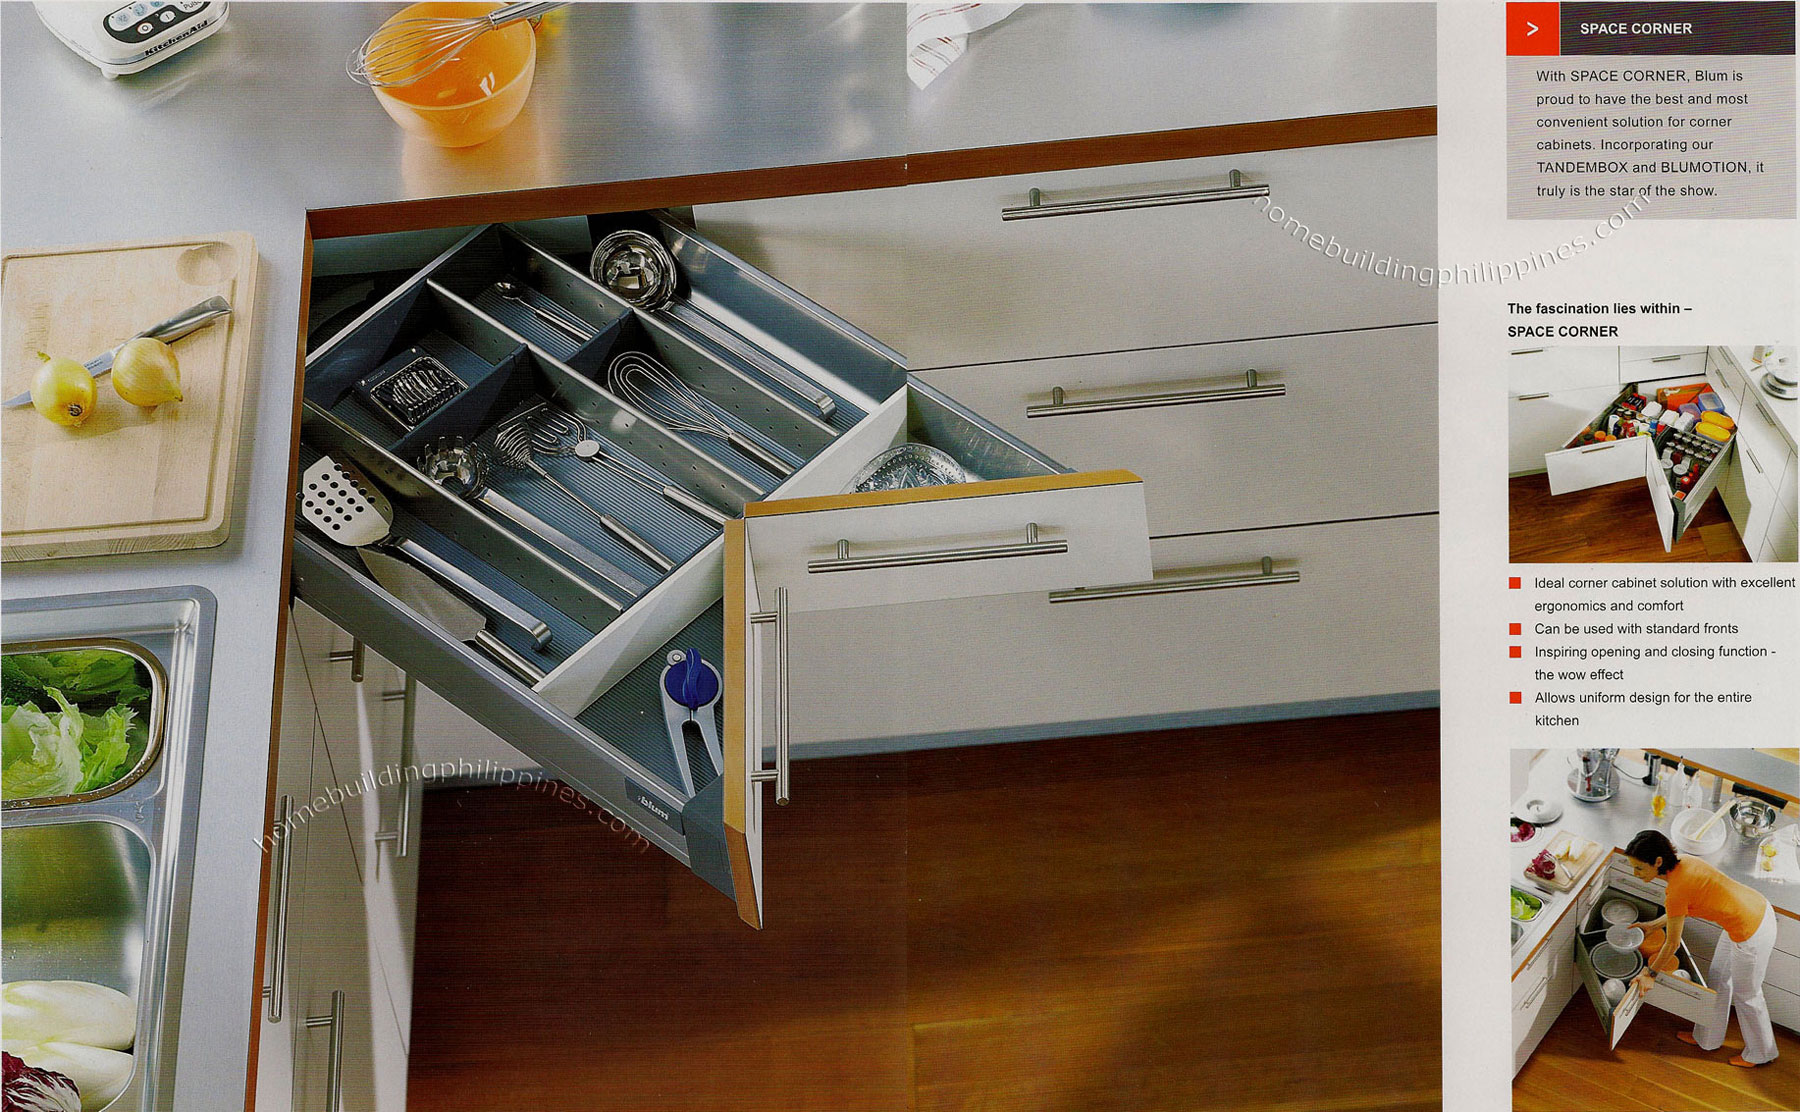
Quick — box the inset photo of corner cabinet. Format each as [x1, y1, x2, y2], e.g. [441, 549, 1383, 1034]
[1509, 346, 1800, 563]
[1511, 748, 1800, 1111]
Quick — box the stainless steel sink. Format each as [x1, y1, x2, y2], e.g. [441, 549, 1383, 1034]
[2, 588, 216, 1112]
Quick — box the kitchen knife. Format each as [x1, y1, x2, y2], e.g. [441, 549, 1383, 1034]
[360, 548, 548, 684]
[5, 296, 233, 408]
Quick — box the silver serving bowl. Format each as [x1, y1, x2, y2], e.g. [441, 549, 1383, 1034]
[1729, 798, 1780, 843]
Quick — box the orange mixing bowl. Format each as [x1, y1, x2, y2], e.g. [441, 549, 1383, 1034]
[368, 2, 537, 148]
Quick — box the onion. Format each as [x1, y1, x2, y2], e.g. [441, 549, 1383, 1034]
[110, 337, 182, 407]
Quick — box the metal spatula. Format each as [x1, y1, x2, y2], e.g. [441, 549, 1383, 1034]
[301, 455, 552, 648]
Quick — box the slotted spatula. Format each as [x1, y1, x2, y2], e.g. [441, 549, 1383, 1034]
[301, 455, 552, 649]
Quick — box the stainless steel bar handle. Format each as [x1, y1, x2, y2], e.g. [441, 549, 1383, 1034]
[1027, 370, 1285, 418]
[374, 678, 418, 868]
[304, 990, 345, 1112]
[1578, 443, 1616, 454]
[1047, 556, 1299, 604]
[328, 641, 366, 683]
[1002, 169, 1268, 220]
[809, 523, 1067, 574]
[1651, 354, 1684, 363]
[262, 795, 295, 1022]
[1511, 348, 1546, 356]
[1743, 445, 1763, 473]
[748, 586, 790, 805]
[1515, 393, 1553, 401]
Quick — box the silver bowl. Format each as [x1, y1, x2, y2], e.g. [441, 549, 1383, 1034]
[1729, 798, 1780, 843]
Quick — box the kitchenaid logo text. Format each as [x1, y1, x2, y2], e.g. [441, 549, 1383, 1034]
[1251, 193, 1650, 286]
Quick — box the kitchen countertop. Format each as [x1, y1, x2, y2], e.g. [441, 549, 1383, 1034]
[1723, 346, 1799, 452]
[0, 5, 1421, 1107]
[0, 5, 903, 1108]
[1511, 751, 1798, 977]
[909, 2, 1435, 152]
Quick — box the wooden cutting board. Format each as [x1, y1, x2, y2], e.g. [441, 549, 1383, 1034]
[1525, 829, 1602, 892]
[2, 233, 258, 561]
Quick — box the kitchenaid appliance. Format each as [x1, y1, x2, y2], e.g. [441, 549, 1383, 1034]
[34, 2, 227, 78]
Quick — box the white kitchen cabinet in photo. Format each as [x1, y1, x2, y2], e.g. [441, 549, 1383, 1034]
[1618, 347, 1707, 384]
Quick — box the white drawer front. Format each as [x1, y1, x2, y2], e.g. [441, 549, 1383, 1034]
[1510, 347, 1619, 396]
[919, 325, 1436, 537]
[1546, 434, 1648, 496]
[1509, 384, 1628, 476]
[780, 514, 1436, 748]
[1778, 911, 1800, 959]
[744, 471, 1152, 613]
[895, 139, 1436, 368]
[1771, 983, 1800, 1033]
[1619, 349, 1707, 383]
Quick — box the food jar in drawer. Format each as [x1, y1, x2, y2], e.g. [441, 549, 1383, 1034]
[296, 213, 1151, 929]
[919, 324, 1436, 536]
[747, 137, 1435, 370]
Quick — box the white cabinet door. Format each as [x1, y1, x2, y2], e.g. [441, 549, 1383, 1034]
[920, 324, 1438, 536]
[1509, 347, 1618, 396]
[1510, 385, 1625, 476]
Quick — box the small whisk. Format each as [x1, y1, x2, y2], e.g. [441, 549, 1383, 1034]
[607, 351, 796, 478]
[526, 409, 733, 528]
[348, 2, 564, 89]
[493, 416, 676, 573]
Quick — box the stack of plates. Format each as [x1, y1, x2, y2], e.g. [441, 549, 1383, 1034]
[1592, 943, 1644, 980]
[1600, 899, 1638, 926]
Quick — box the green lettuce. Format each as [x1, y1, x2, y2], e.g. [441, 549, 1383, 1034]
[1, 688, 141, 801]
[2, 651, 150, 709]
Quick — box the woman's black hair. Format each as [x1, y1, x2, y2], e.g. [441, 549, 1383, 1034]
[1626, 829, 1680, 875]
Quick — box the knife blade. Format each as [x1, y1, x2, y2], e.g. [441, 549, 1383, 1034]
[4, 296, 233, 408]
[360, 548, 548, 684]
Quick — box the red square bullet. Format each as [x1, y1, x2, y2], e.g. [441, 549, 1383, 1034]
[1509, 577, 1522, 589]
[1509, 622, 1522, 635]
[1510, 646, 1523, 658]
[1509, 691, 1523, 703]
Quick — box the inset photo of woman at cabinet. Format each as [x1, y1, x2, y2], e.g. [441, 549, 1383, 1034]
[1511, 747, 1800, 1111]
[1509, 346, 1799, 563]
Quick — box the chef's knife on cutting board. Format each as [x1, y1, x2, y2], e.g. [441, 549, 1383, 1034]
[359, 548, 549, 685]
[3, 296, 232, 408]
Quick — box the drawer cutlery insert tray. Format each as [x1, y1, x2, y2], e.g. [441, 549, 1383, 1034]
[298, 214, 1057, 899]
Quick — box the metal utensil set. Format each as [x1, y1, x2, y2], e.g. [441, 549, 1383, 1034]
[300, 455, 551, 682]
[491, 415, 678, 573]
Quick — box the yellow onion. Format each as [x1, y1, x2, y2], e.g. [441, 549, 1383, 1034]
[110, 337, 182, 407]
[30, 355, 97, 427]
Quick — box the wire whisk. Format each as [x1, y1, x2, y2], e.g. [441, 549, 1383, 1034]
[347, 2, 564, 89]
[607, 351, 797, 478]
[492, 416, 675, 573]
[525, 408, 733, 528]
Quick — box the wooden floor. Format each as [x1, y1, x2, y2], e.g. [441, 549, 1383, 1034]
[1509, 474, 1749, 563]
[1514, 995, 1800, 1111]
[408, 710, 1441, 1112]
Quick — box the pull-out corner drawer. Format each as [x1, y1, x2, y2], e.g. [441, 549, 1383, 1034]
[1573, 884, 1717, 1048]
[298, 213, 1149, 928]
[920, 324, 1437, 537]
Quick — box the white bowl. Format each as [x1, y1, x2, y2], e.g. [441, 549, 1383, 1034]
[1607, 924, 1645, 950]
[1672, 807, 1730, 857]
[1603, 977, 1627, 1003]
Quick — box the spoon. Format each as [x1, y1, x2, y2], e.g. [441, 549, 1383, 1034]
[494, 280, 594, 342]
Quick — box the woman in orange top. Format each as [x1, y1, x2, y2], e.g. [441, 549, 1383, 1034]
[1625, 829, 1779, 1067]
